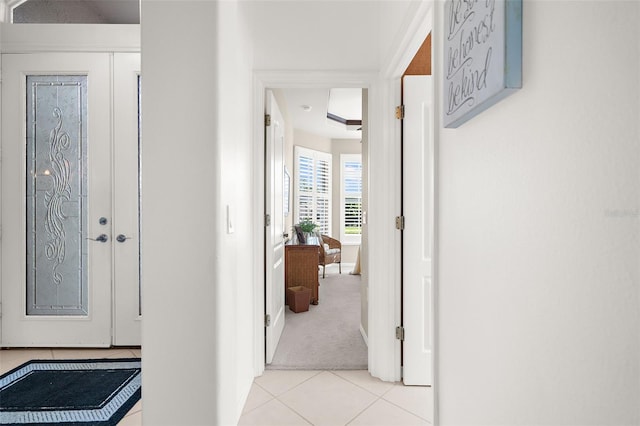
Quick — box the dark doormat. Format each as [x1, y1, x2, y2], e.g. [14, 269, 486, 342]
[0, 358, 141, 426]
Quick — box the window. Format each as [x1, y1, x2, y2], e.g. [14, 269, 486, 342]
[294, 146, 332, 235]
[340, 154, 363, 244]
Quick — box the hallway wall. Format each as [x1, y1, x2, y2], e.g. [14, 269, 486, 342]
[141, 1, 254, 425]
[434, 1, 640, 424]
[141, 0, 418, 423]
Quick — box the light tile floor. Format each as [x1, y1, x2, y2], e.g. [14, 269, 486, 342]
[240, 370, 432, 425]
[0, 348, 432, 426]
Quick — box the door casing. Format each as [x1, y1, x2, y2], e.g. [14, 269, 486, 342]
[0, 24, 141, 346]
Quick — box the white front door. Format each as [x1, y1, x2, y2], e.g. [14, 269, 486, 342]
[112, 53, 142, 346]
[265, 90, 286, 363]
[0, 52, 141, 347]
[402, 75, 434, 385]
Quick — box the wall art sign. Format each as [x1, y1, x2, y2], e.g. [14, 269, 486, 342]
[443, 0, 522, 128]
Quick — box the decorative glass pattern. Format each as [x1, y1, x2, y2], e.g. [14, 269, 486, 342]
[26, 75, 88, 316]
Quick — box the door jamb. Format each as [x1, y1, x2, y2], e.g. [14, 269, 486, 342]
[251, 0, 434, 389]
[379, 0, 437, 422]
[252, 71, 399, 379]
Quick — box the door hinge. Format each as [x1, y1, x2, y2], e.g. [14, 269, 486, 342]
[265, 114, 271, 126]
[395, 105, 405, 120]
[265, 314, 271, 327]
[265, 213, 271, 227]
[395, 216, 405, 230]
[396, 326, 405, 341]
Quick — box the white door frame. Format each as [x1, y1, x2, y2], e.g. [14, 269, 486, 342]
[0, 24, 141, 346]
[251, 3, 434, 386]
[251, 71, 400, 380]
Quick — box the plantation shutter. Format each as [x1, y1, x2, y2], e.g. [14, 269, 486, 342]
[315, 156, 331, 235]
[341, 154, 363, 243]
[294, 146, 332, 237]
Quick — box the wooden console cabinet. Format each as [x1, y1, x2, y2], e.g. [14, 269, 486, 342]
[284, 244, 319, 305]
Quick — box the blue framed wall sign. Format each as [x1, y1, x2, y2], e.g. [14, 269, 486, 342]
[443, 0, 522, 128]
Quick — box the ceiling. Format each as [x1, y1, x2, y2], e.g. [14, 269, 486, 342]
[281, 88, 362, 140]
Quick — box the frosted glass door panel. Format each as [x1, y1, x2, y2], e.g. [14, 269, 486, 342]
[26, 76, 88, 316]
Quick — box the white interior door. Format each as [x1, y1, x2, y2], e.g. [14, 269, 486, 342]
[1, 53, 113, 346]
[265, 90, 286, 363]
[113, 53, 142, 346]
[402, 75, 434, 385]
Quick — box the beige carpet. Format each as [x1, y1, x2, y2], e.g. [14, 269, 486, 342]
[268, 267, 367, 370]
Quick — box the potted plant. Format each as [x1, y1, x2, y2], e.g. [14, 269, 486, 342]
[296, 218, 318, 244]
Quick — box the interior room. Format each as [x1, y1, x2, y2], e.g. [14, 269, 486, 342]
[266, 87, 368, 371]
[0, 1, 639, 426]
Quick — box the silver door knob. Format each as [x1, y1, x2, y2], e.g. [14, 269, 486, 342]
[93, 234, 108, 243]
[116, 234, 128, 243]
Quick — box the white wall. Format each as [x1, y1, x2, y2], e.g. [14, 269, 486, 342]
[141, 0, 428, 422]
[141, 1, 255, 424]
[434, 1, 640, 424]
[378, 1, 422, 69]
[219, 1, 256, 422]
[293, 128, 332, 154]
[245, 0, 380, 70]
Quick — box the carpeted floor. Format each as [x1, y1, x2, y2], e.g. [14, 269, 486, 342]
[268, 266, 367, 370]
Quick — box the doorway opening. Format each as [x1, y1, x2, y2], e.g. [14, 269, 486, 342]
[264, 87, 369, 370]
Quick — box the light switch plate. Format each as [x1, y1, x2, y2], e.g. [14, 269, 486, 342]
[226, 205, 234, 234]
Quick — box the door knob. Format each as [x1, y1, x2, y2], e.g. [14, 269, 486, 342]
[116, 234, 129, 243]
[89, 234, 108, 242]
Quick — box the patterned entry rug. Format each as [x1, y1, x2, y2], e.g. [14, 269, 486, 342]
[0, 358, 141, 426]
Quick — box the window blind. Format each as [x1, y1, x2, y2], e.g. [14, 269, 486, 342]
[294, 146, 332, 237]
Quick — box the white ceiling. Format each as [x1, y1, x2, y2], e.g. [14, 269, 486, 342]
[281, 88, 362, 140]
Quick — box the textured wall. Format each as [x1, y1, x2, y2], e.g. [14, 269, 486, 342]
[435, 1, 640, 424]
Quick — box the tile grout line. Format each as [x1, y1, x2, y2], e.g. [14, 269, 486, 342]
[275, 371, 383, 426]
[243, 370, 323, 417]
[343, 393, 383, 426]
[273, 395, 314, 426]
[271, 371, 356, 426]
[258, 369, 323, 398]
[379, 394, 431, 422]
[329, 370, 398, 399]
[323, 375, 432, 424]
[328, 370, 378, 396]
[240, 381, 277, 416]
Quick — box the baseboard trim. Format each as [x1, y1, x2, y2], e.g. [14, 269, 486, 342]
[359, 324, 368, 347]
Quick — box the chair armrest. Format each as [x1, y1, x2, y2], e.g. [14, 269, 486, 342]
[321, 235, 341, 250]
